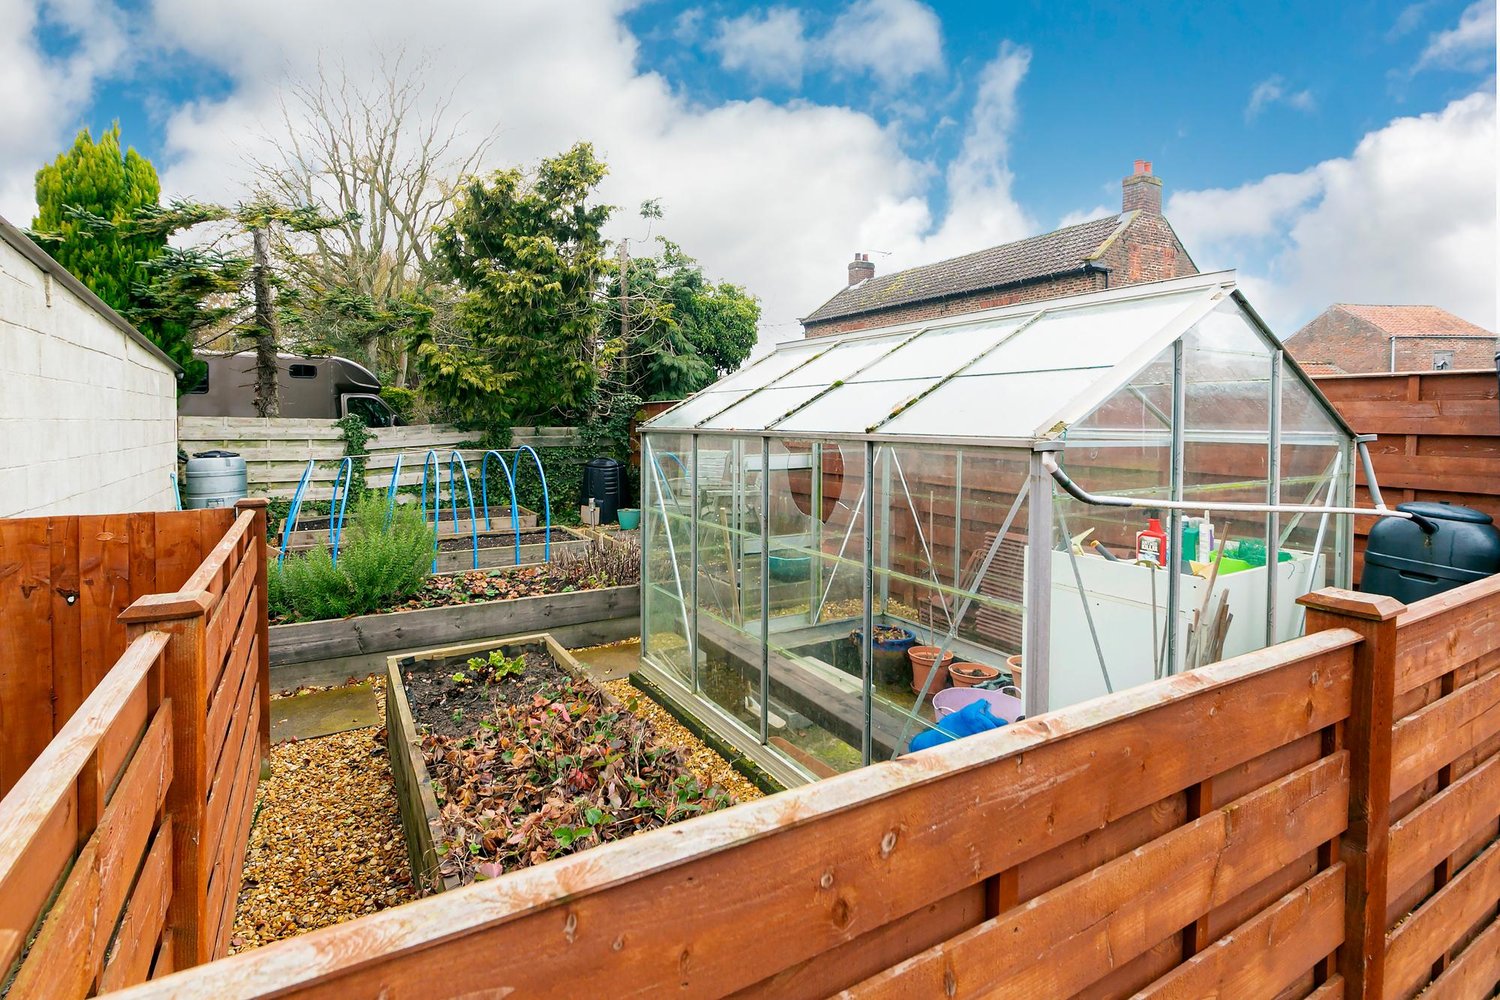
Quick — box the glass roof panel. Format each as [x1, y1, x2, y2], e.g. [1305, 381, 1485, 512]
[854, 317, 1026, 382]
[880, 368, 1109, 438]
[772, 334, 908, 387]
[775, 377, 941, 433]
[699, 385, 827, 429]
[709, 345, 827, 394]
[967, 289, 1204, 376]
[647, 389, 751, 429]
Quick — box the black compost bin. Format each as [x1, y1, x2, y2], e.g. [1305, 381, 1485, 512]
[581, 457, 626, 523]
[1360, 501, 1500, 603]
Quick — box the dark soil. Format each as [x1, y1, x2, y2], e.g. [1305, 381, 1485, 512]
[435, 529, 556, 552]
[403, 644, 571, 739]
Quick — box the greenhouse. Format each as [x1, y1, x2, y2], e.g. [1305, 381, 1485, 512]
[637, 270, 1385, 784]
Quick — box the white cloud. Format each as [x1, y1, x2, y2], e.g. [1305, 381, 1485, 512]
[0, 0, 131, 223]
[1245, 75, 1316, 121]
[822, 0, 945, 89]
[1416, 0, 1497, 72]
[135, 0, 961, 346]
[1056, 204, 1115, 229]
[710, 7, 808, 88]
[1171, 90, 1498, 332]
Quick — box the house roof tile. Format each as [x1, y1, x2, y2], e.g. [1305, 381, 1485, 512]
[1334, 304, 1494, 338]
[802, 214, 1128, 324]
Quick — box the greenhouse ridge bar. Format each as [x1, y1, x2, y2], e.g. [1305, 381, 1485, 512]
[639, 270, 1394, 782]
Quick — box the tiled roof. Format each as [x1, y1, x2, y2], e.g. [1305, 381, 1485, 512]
[1334, 304, 1494, 338]
[802, 214, 1128, 324]
[1298, 360, 1346, 376]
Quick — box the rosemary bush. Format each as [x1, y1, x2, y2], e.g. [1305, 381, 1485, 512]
[270, 493, 435, 621]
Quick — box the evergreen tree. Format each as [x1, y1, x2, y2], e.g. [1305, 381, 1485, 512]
[33, 124, 163, 313]
[31, 125, 204, 380]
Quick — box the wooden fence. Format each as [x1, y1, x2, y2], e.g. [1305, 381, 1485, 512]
[1314, 369, 1500, 580]
[0, 501, 269, 995]
[178, 417, 581, 500]
[98, 573, 1500, 998]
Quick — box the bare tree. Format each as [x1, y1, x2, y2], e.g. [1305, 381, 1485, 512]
[252, 51, 495, 382]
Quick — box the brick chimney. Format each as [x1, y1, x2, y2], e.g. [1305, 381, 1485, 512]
[847, 252, 874, 286]
[1122, 160, 1163, 215]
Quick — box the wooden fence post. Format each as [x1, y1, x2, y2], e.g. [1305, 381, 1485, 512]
[1298, 587, 1405, 1000]
[235, 498, 272, 775]
[120, 589, 216, 971]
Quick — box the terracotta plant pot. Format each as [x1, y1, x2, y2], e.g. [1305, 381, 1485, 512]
[949, 661, 1001, 688]
[908, 646, 955, 694]
[1006, 654, 1023, 690]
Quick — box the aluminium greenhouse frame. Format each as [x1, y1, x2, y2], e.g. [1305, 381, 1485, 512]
[639, 271, 1407, 782]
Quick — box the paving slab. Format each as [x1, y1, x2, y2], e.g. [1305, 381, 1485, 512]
[270, 682, 381, 743]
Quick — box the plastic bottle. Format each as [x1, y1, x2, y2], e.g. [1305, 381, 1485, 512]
[1136, 516, 1167, 566]
[1199, 513, 1215, 562]
[1180, 521, 1199, 573]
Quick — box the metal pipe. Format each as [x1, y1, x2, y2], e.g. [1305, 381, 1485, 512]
[1023, 455, 1053, 718]
[759, 437, 771, 745]
[689, 437, 700, 695]
[1266, 350, 1282, 645]
[1165, 339, 1185, 676]
[1356, 437, 1435, 533]
[1042, 453, 1417, 521]
[861, 441, 875, 767]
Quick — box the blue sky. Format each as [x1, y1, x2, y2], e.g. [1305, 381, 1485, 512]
[626, 0, 1493, 225]
[2, 0, 1495, 343]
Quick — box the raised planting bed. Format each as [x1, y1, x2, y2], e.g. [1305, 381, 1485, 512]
[269, 575, 639, 668]
[386, 634, 740, 893]
[282, 525, 593, 573]
[278, 505, 539, 547]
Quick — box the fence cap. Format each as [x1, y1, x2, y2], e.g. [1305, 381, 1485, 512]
[119, 590, 216, 623]
[1297, 587, 1405, 622]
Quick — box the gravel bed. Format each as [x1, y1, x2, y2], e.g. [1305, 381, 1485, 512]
[230, 683, 415, 952]
[603, 679, 765, 803]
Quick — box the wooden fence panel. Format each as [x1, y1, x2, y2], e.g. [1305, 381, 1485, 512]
[178, 416, 581, 499]
[1314, 371, 1500, 581]
[100, 629, 1362, 999]
[0, 629, 172, 996]
[0, 509, 233, 798]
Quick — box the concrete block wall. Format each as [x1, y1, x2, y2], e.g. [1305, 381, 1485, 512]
[0, 234, 178, 517]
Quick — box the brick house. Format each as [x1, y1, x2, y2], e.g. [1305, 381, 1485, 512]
[801, 161, 1198, 337]
[1286, 304, 1496, 374]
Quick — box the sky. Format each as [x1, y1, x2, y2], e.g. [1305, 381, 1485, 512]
[1, 0, 1496, 351]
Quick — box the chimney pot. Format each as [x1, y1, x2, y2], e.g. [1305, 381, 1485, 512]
[1123, 160, 1163, 215]
[848, 252, 875, 286]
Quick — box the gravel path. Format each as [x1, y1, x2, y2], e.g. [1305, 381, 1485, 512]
[603, 679, 766, 803]
[230, 685, 415, 953]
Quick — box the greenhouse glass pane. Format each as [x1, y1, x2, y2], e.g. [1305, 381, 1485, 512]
[641, 433, 695, 688]
[855, 318, 1027, 382]
[967, 289, 1205, 376]
[773, 334, 908, 386]
[700, 386, 824, 429]
[775, 377, 940, 433]
[712, 344, 827, 393]
[648, 390, 751, 428]
[880, 368, 1108, 438]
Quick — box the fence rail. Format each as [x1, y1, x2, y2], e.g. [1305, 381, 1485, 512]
[177, 417, 581, 499]
[0, 501, 269, 995]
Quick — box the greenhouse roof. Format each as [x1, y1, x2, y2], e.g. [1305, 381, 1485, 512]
[644, 270, 1355, 446]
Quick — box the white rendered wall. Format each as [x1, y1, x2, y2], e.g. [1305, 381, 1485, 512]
[0, 236, 178, 517]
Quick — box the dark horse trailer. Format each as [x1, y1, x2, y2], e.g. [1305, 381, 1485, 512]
[178, 352, 401, 425]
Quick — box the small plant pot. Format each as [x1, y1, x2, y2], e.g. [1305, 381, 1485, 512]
[851, 626, 917, 686]
[1005, 654, 1023, 690]
[948, 661, 1001, 688]
[616, 508, 641, 530]
[908, 646, 955, 694]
